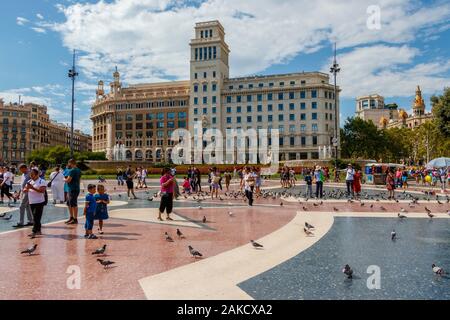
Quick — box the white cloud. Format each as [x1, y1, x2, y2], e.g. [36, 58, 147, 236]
[16, 17, 29, 26]
[326, 44, 450, 98]
[31, 27, 47, 34]
[36, 13, 44, 20]
[45, 0, 450, 85]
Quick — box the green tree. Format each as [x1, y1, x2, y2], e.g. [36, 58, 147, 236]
[340, 117, 386, 160]
[431, 87, 450, 138]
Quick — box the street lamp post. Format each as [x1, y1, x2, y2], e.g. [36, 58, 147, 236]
[330, 43, 340, 181]
[68, 50, 78, 159]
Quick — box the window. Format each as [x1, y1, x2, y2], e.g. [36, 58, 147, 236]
[212, 117, 216, 124]
[257, 94, 262, 102]
[278, 114, 284, 121]
[227, 117, 232, 124]
[203, 84, 208, 92]
[212, 107, 217, 114]
[258, 83, 264, 88]
[301, 124, 306, 132]
[226, 107, 231, 113]
[289, 92, 295, 99]
[213, 46, 217, 59]
[194, 108, 198, 115]
[167, 112, 175, 120]
[212, 96, 217, 104]
[213, 71, 216, 78]
[290, 81, 295, 85]
[247, 116, 252, 123]
[312, 124, 318, 132]
[278, 93, 284, 100]
[289, 125, 295, 133]
[247, 95, 252, 102]
[203, 72, 207, 78]
[203, 108, 207, 114]
[194, 85, 198, 93]
[247, 106, 252, 112]
[290, 137, 295, 146]
[269, 82, 274, 87]
[312, 136, 318, 145]
[237, 106, 242, 113]
[279, 137, 284, 146]
[268, 115, 273, 122]
[236, 116, 241, 123]
[212, 84, 217, 91]
[227, 96, 232, 103]
[312, 113, 317, 120]
[278, 104, 284, 111]
[257, 115, 262, 122]
[280, 82, 285, 86]
[268, 93, 273, 101]
[289, 103, 295, 110]
[167, 121, 175, 128]
[194, 97, 198, 105]
[268, 104, 273, 112]
[300, 91, 306, 99]
[203, 97, 207, 104]
[300, 113, 306, 121]
[257, 105, 262, 112]
[311, 90, 317, 98]
[237, 96, 242, 103]
[157, 121, 164, 128]
[312, 102, 317, 109]
[178, 120, 186, 128]
[289, 114, 295, 121]
[301, 136, 306, 145]
[178, 112, 187, 119]
[300, 102, 306, 110]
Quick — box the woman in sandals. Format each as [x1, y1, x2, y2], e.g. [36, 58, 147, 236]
[158, 167, 175, 221]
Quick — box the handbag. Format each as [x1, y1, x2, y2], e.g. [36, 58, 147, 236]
[47, 171, 60, 188]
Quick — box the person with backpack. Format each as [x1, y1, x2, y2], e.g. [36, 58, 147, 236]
[24, 168, 47, 238]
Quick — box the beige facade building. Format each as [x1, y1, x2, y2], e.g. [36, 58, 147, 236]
[0, 99, 92, 164]
[92, 20, 340, 162]
[356, 94, 399, 128]
[382, 86, 433, 129]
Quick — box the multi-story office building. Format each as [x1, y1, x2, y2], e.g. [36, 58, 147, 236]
[91, 69, 189, 162]
[355, 94, 399, 128]
[92, 20, 340, 162]
[0, 99, 92, 164]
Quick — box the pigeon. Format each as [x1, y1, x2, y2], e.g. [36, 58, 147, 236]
[303, 227, 314, 236]
[400, 208, 407, 213]
[176, 228, 185, 239]
[343, 264, 353, 279]
[333, 207, 339, 212]
[427, 211, 434, 218]
[202, 216, 207, 223]
[92, 244, 107, 255]
[425, 207, 432, 214]
[398, 212, 407, 219]
[305, 222, 315, 230]
[380, 206, 386, 211]
[165, 232, 174, 242]
[188, 245, 203, 258]
[118, 194, 122, 198]
[250, 240, 263, 248]
[280, 202, 283, 206]
[370, 204, 374, 209]
[148, 198, 153, 201]
[313, 203, 319, 207]
[391, 230, 396, 240]
[97, 259, 115, 269]
[20, 244, 37, 256]
[302, 206, 308, 211]
[432, 264, 444, 275]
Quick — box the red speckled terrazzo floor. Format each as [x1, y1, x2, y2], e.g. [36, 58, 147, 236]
[0, 205, 295, 300]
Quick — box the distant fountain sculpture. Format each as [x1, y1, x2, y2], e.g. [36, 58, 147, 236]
[113, 143, 126, 161]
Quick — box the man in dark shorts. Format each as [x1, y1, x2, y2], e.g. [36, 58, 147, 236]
[64, 159, 81, 225]
[158, 167, 174, 221]
[125, 165, 138, 200]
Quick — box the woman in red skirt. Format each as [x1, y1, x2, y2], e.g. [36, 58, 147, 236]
[353, 169, 362, 199]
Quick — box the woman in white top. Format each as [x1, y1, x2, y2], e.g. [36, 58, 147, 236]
[49, 166, 65, 204]
[25, 168, 47, 238]
[243, 167, 256, 206]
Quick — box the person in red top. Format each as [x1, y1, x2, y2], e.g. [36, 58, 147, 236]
[158, 168, 175, 221]
[353, 169, 362, 199]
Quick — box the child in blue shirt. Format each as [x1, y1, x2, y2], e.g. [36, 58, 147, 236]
[84, 184, 97, 239]
[94, 184, 110, 235]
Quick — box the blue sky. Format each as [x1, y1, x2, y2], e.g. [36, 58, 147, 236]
[1, 0, 449, 134]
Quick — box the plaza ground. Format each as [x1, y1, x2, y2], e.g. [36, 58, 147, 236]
[0, 179, 448, 300]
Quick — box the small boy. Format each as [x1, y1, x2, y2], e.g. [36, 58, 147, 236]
[182, 177, 191, 194]
[84, 184, 97, 239]
[304, 171, 313, 198]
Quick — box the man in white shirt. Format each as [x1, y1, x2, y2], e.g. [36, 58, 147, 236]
[12, 164, 33, 228]
[1, 167, 14, 204]
[25, 168, 47, 238]
[345, 164, 355, 198]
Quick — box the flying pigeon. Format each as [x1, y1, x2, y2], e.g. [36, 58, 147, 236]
[250, 240, 263, 248]
[20, 244, 37, 256]
[165, 232, 174, 242]
[97, 259, 115, 269]
[188, 245, 203, 258]
[92, 244, 107, 255]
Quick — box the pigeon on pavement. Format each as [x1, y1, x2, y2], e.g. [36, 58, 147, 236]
[92, 244, 107, 255]
[97, 259, 115, 269]
[188, 245, 203, 258]
[21, 244, 37, 256]
[250, 240, 263, 248]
